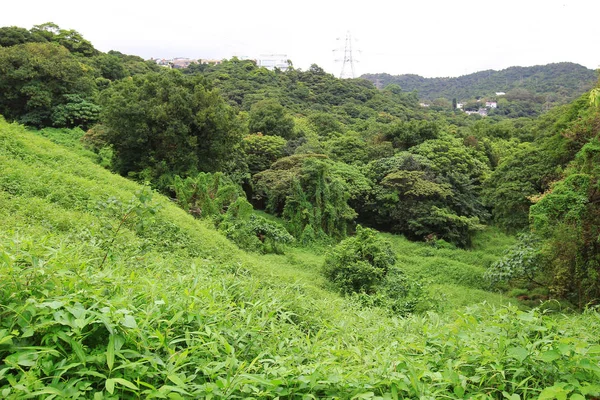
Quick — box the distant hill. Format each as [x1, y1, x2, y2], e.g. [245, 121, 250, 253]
[362, 62, 597, 103]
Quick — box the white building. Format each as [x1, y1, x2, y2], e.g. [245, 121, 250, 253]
[258, 54, 290, 71]
[485, 101, 497, 108]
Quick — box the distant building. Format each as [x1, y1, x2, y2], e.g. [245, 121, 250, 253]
[171, 58, 195, 69]
[154, 58, 173, 68]
[485, 101, 497, 108]
[419, 103, 430, 107]
[199, 58, 223, 65]
[456, 103, 464, 109]
[464, 108, 488, 117]
[495, 92, 506, 96]
[258, 54, 290, 71]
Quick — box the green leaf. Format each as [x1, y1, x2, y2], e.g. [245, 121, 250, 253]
[24, 387, 66, 398]
[111, 377, 138, 391]
[106, 378, 115, 395]
[105, 377, 138, 394]
[121, 314, 137, 329]
[539, 383, 571, 400]
[502, 392, 520, 400]
[351, 392, 375, 399]
[507, 346, 529, 363]
[106, 334, 115, 371]
[167, 374, 186, 387]
[570, 394, 585, 400]
[540, 350, 561, 362]
[0, 329, 13, 346]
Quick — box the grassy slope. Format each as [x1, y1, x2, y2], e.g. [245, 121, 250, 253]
[1, 118, 600, 399]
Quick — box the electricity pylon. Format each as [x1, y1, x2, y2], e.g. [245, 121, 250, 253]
[334, 31, 358, 79]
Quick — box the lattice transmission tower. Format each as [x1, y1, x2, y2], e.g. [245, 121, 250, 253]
[334, 31, 359, 79]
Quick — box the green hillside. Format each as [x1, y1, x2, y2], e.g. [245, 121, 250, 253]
[362, 62, 596, 106]
[2, 119, 600, 398]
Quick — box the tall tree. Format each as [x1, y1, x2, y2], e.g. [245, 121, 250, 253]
[0, 42, 97, 127]
[98, 70, 245, 186]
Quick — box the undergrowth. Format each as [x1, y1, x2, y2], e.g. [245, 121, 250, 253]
[1, 119, 600, 398]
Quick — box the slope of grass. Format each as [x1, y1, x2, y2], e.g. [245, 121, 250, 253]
[1, 118, 600, 399]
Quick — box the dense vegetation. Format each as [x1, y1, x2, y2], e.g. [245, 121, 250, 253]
[2, 22, 600, 397]
[363, 63, 597, 117]
[2, 118, 600, 399]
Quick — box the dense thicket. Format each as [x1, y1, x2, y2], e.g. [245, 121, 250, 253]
[97, 70, 244, 185]
[3, 119, 600, 398]
[2, 22, 600, 306]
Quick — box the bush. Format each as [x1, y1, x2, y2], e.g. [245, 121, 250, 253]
[219, 198, 294, 254]
[323, 225, 396, 294]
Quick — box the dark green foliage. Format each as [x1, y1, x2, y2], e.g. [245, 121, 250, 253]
[483, 94, 599, 231]
[88, 53, 128, 81]
[362, 139, 488, 247]
[323, 225, 396, 294]
[50, 94, 101, 129]
[248, 99, 295, 139]
[0, 23, 98, 57]
[324, 131, 369, 165]
[382, 119, 440, 150]
[254, 155, 366, 240]
[188, 58, 424, 123]
[528, 139, 600, 307]
[363, 63, 597, 111]
[30, 22, 98, 57]
[0, 26, 39, 47]
[0, 42, 97, 127]
[98, 69, 244, 185]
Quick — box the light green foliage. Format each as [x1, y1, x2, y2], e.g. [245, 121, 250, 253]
[172, 172, 242, 219]
[324, 131, 369, 165]
[323, 225, 396, 294]
[1, 121, 600, 398]
[485, 233, 544, 287]
[219, 199, 294, 254]
[590, 87, 600, 107]
[283, 158, 357, 240]
[242, 133, 287, 174]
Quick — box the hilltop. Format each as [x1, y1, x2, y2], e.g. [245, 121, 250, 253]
[362, 62, 596, 106]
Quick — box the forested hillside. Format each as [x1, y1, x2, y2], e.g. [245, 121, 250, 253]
[2, 22, 600, 398]
[362, 63, 597, 117]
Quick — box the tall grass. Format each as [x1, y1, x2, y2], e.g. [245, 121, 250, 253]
[1, 119, 599, 398]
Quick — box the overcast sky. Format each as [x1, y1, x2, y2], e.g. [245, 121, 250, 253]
[2, 0, 598, 78]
